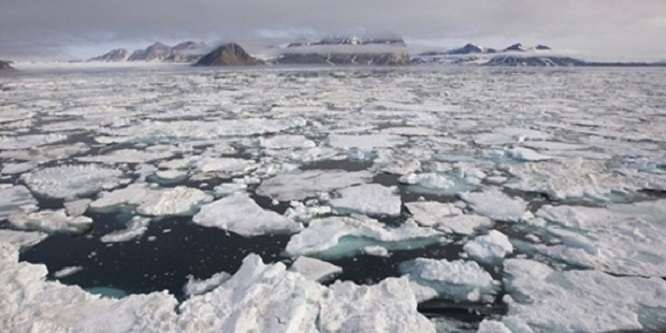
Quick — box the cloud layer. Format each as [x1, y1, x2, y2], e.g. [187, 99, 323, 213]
[2, 0, 665, 60]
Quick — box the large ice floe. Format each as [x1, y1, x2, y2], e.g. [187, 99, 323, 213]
[21, 164, 126, 199]
[328, 183, 401, 216]
[193, 192, 303, 236]
[502, 258, 666, 332]
[256, 169, 373, 201]
[285, 215, 443, 259]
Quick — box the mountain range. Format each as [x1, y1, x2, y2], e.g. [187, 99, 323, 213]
[88, 41, 208, 62]
[0, 60, 14, 70]
[78, 38, 666, 68]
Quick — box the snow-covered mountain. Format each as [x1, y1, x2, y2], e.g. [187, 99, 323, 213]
[0, 59, 14, 70]
[89, 41, 208, 63]
[88, 48, 130, 62]
[278, 34, 409, 66]
[412, 43, 579, 66]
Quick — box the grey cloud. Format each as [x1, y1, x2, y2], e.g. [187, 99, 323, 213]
[1, 0, 665, 60]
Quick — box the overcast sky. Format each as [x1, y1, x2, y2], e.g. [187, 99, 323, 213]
[2, 0, 665, 61]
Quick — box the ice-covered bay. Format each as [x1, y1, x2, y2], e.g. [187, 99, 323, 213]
[2, 65, 666, 332]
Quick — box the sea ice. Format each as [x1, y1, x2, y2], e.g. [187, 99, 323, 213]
[0, 229, 47, 248]
[256, 169, 372, 201]
[320, 277, 436, 333]
[0, 134, 67, 150]
[503, 258, 666, 332]
[0, 185, 38, 221]
[183, 271, 231, 297]
[192, 192, 303, 237]
[135, 186, 212, 216]
[91, 185, 212, 217]
[22, 164, 125, 199]
[100, 217, 151, 243]
[258, 135, 316, 149]
[54, 266, 84, 279]
[1, 162, 38, 175]
[285, 216, 443, 259]
[463, 230, 514, 265]
[289, 256, 343, 282]
[399, 258, 498, 303]
[328, 184, 401, 216]
[76, 149, 174, 164]
[326, 134, 407, 150]
[506, 147, 553, 162]
[405, 201, 463, 227]
[533, 200, 666, 276]
[9, 209, 93, 234]
[177, 253, 324, 332]
[283, 201, 332, 223]
[460, 188, 528, 222]
[64, 199, 91, 217]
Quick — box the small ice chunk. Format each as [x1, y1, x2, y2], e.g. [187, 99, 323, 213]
[362, 245, 390, 257]
[284, 201, 332, 223]
[64, 199, 92, 217]
[0, 229, 47, 248]
[328, 184, 401, 216]
[285, 216, 443, 259]
[54, 266, 84, 278]
[153, 170, 188, 183]
[193, 192, 303, 237]
[289, 256, 343, 282]
[100, 217, 151, 243]
[90, 183, 151, 212]
[136, 186, 213, 216]
[477, 320, 512, 333]
[0, 185, 38, 220]
[320, 277, 436, 333]
[461, 189, 527, 222]
[506, 147, 552, 162]
[399, 258, 497, 303]
[256, 169, 372, 201]
[463, 230, 514, 265]
[9, 209, 93, 233]
[399, 173, 454, 189]
[183, 271, 231, 297]
[22, 164, 125, 199]
[432, 214, 494, 235]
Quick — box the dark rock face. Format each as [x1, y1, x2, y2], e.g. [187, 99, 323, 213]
[128, 42, 171, 61]
[0, 60, 14, 70]
[503, 43, 527, 52]
[446, 43, 485, 55]
[536, 45, 552, 51]
[485, 55, 585, 67]
[88, 49, 130, 62]
[194, 43, 263, 66]
[277, 52, 409, 66]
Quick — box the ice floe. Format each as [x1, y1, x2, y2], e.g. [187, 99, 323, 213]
[77, 149, 174, 164]
[503, 258, 666, 332]
[53, 266, 84, 279]
[193, 192, 303, 237]
[0, 229, 47, 248]
[399, 258, 498, 303]
[63, 199, 91, 217]
[532, 200, 666, 276]
[9, 209, 92, 234]
[256, 169, 372, 201]
[183, 271, 231, 297]
[460, 188, 528, 222]
[0, 185, 38, 221]
[100, 217, 151, 243]
[328, 184, 401, 216]
[463, 230, 514, 265]
[285, 215, 443, 259]
[0, 134, 67, 150]
[406, 201, 493, 235]
[91, 184, 212, 217]
[22, 164, 126, 199]
[289, 256, 343, 282]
